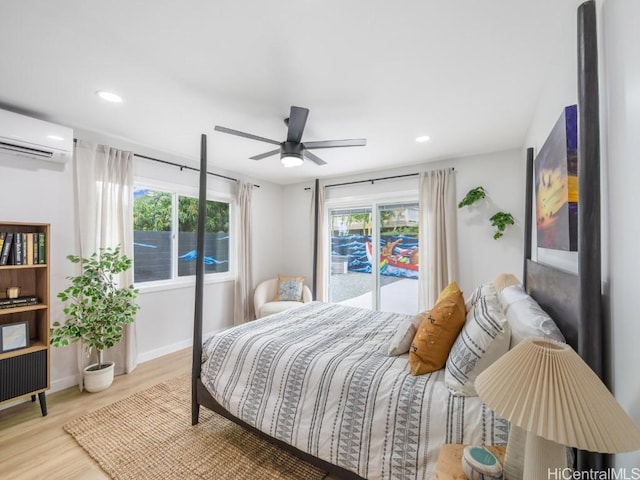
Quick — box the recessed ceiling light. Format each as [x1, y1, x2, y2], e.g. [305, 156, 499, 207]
[96, 90, 123, 103]
[47, 135, 65, 141]
[416, 135, 431, 143]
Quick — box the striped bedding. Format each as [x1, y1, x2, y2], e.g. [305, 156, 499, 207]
[201, 302, 508, 479]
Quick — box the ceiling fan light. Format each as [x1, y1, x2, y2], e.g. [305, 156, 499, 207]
[281, 154, 303, 168]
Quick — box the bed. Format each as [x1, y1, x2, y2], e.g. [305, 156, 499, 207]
[200, 301, 508, 479]
[192, 1, 603, 475]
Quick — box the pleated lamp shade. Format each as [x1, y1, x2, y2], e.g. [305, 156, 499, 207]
[475, 338, 640, 454]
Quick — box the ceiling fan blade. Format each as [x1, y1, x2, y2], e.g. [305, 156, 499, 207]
[286, 106, 309, 143]
[303, 150, 327, 166]
[214, 125, 280, 146]
[303, 138, 367, 149]
[250, 148, 281, 160]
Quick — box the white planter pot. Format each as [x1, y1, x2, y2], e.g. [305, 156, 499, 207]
[83, 361, 115, 393]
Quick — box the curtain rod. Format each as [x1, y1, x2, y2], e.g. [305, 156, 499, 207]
[303, 168, 454, 190]
[73, 138, 259, 188]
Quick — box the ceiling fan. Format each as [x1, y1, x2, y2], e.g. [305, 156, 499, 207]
[214, 106, 366, 167]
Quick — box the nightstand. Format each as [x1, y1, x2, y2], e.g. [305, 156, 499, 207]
[434, 444, 506, 479]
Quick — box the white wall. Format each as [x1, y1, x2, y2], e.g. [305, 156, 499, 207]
[280, 148, 525, 300]
[600, 0, 640, 469]
[446, 150, 525, 294]
[524, 1, 580, 274]
[524, 0, 640, 468]
[0, 126, 284, 394]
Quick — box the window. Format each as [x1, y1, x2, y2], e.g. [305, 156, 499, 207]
[133, 186, 231, 284]
[328, 201, 420, 315]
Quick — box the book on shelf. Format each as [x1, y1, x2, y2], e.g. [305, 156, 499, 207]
[13, 232, 23, 265]
[26, 232, 34, 265]
[0, 232, 14, 265]
[38, 232, 45, 264]
[0, 295, 39, 309]
[33, 232, 39, 264]
[0, 231, 46, 265]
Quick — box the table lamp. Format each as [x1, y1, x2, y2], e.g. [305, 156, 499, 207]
[475, 337, 640, 479]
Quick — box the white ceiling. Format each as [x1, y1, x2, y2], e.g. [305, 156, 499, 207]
[0, 1, 576, 185]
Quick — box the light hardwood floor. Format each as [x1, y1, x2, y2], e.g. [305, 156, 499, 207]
[0, 348, 191, 480]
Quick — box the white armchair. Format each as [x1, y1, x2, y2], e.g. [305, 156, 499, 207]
[254, 278, 313, 319]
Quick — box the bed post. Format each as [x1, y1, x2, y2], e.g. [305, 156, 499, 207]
[523, 147, 534, 289]
[192, 133, 208, 425]
[577, 0, 605, 470]
[312, 178, 319, 299]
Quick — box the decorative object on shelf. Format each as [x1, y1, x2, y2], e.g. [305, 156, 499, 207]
[0, 320, 29, 353]
[461, 446, 503, 480]
[489, 212, 515, 240]
[6, 286, 21, 299]
[458, 186, 515, 240]
[475, 337, 640, 479]
[51, 245, 139, 393]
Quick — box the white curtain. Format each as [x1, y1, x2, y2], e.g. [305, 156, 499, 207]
[418, 168, 458, 310]
[73, 140, 136, 387]
[311, 182, 327, 301]
[233, 181, 254, 324]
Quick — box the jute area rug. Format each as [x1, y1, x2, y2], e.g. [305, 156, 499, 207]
[64, 375, 328, 480]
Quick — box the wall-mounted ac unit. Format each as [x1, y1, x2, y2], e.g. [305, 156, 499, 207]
[0, 109, 73, 163]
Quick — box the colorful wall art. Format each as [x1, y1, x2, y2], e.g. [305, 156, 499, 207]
[535, 105, 578, 251]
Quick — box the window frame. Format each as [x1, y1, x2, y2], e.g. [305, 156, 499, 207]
[324, 190, 419, 311]
[133, 177, 235, 292]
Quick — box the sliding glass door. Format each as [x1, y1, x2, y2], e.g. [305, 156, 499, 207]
[328, 207, 374, 307]
[328, 202, 420, 314]
[377, 203, 419, 314]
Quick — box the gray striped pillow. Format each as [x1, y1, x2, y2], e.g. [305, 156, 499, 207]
[445, 283, 510, 396]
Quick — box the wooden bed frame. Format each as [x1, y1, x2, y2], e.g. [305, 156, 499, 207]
[191, 1, 603, 474]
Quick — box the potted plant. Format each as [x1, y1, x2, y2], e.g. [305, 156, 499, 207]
[51, 245, 139, 392]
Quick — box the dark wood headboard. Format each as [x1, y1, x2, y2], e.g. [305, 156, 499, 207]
[525, 260, 579, 351]
[523, 1, 604, 471]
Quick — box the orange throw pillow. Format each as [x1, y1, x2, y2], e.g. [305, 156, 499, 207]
[409, 290, 466, 375]
[436, 281, 462, 304]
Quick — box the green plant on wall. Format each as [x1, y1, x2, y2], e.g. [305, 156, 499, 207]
[458, 186, 486, 208]
[489, 212, 515, 240]
[459, 186, 515, 240]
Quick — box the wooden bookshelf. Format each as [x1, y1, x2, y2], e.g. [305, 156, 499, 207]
[0, 222, 50, 416]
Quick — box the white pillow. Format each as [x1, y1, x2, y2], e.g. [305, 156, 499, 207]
[387, 314, 422, 356]
[445, 283, 510, 396]
[464, 282, 490, 312]
[499, 284, 565, 346]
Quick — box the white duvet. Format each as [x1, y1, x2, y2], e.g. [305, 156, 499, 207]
[201, 302, 507, 479]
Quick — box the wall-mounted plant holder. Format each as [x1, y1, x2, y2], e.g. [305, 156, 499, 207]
[458, 186, 486, 208]
[489, 212, 515, 239]
[459, 186, 515, 240]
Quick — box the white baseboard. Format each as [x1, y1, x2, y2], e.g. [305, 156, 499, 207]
[51, 374, 81, 393]
[136, 339, 192, 364]
[136, 329, 221, 365]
